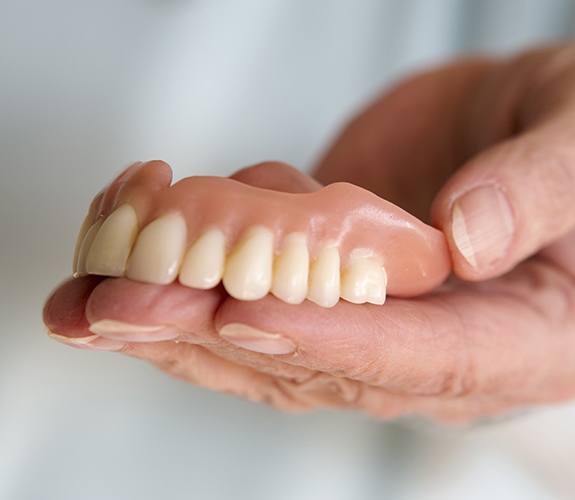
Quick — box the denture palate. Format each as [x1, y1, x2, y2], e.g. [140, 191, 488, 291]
[73, 168, 451, 307]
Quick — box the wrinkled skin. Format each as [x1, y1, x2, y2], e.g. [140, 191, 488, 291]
[44, 44, 575, 423]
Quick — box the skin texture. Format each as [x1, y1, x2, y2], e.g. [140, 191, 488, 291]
[44, 43, 575, 423]
[75, 161, 451, 296]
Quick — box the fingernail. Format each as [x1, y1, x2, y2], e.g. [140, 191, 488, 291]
[219, 323, 296, 355]
[451, 186, 514, 269]
[88, 319, 179, 342]
[47, 330, 98, 345]
[47, 330, 126, 352]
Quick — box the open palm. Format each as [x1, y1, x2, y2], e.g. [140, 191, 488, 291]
[45, 45, 575, 422]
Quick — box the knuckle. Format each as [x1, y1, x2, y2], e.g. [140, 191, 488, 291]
[153, 346, 202, 384]
[392, 355, 478, 399]
[256, 379, 314, 413]
[497, 138, 575, 234]
[430, 361, 478, 398]
[523, 143, 575, 219]
[276, 373, 364, 410]
[342, 356, 385, 384]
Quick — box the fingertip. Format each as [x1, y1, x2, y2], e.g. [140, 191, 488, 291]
[431, 166, 517, 282]
[85, 278, 224, 342]
[433, 129, 575, 282]
[230, 161, 322, 193]
[433, 183, 516, 281]
[42, 275, 104, 340]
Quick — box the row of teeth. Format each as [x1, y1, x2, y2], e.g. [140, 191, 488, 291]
[74, 204, 387, 307]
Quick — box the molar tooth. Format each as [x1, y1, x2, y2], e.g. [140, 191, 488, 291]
[179, 228, 226, 289]
[341, 252, 387, 305]
[126, 212, 187, 285]
[271, 232, 309, 304]
[73, 213, 93, 275]
[85, 204, 138, 277]
[75, 219, 103, 277]
[223, 226, 274, 300]
[307, 245, 340, 308]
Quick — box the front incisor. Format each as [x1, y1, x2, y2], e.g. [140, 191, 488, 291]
[223, 226, 274, 300]
[75, 219, 103, 277]
[85, 204, 139, 277]
[126, 212, 187, 285]
[340, 252, 387, 305]
[179, 228, 226, 289]
[307, 245, 340, 308]
[271, 232, 309, 304]
[72, 212, 93, 275]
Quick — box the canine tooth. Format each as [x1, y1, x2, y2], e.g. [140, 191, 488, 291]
[307, 245, 340, 308]
[85, 204, 138, 277]
[126, 212, 187, 284]
[271, 233, 309, 304]
[223, 226, 274, 300]
[75, 219, 103, 277]
[73, 213, 93, 274]
[341, 252, 387, 305]
[179, 228, 226, 289]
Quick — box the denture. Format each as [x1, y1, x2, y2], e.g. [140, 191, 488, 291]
[72, 161, 451, 307]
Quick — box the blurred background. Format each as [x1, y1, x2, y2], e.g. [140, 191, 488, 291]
[2, 1, 575, 499]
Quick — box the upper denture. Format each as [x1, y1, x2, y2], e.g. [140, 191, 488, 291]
[73, 162, 451, 307]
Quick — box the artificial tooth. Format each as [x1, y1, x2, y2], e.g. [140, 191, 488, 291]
[126, 212, 187, 284]
[179, 228, 226, 289]
[340, 252, 387, 305]
[222, 226, 274, 300]
[85, 204, 138, 277]
[72, 213, 93, 275]
[271, 232, 309, 304]
[75, 219, 103, 277]
[307, 244, 340, 308]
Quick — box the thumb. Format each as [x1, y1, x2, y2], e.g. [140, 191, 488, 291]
[431, 122, 575, 280]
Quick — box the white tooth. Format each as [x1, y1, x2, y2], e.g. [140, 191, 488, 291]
[73, 213, 93, 275]
[179, 228, 226, 289]
[126, 212, 187, 284]
[271, 232, 309, 304]
[307, 244, 340, 308]
[85, 204, 138, 277]
[341, 250, 387, 305]
[222, 226, 274, 300]
[75, 219, 103, 277]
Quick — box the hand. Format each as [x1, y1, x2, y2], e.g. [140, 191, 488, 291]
[45, 44, 575, 423]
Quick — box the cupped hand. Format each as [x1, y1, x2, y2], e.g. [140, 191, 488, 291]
[45, 44, 575, 422]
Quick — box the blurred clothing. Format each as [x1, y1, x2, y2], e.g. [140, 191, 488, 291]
[1, 1, 575, 499]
